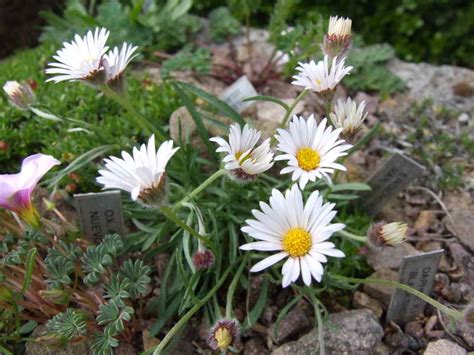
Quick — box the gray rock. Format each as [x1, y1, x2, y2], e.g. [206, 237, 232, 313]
[424, 339, 467, 355]
[244, 337, 270, 355]
[387, 59, 474, 112]
[272, 309, 383, 355]
[366, 243, 419, 270]
[352, 291, 384, 318]
[269, 303, 312, 344]
[363, 269, 398, 306]
[443, 192, 474, 253]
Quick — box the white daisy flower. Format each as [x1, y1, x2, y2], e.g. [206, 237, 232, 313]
[329, 97, 368, 140]
[103, 42, 138, 87]
[46, 28, 110, 84]
[96, 135, 179, 207]
[210, 124, 274, 182]
[240, 185, 345, 287]
[291, 55, 353, 93]
[274, 115, 352, 189]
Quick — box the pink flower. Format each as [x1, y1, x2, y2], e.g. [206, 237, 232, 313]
[0, 154, 60, 227]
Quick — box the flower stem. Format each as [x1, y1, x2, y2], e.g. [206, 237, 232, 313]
[279, 89, 309, 129]
[225, 254, 249, 319]
[173, 169, 226, 210]
[331, 275, 464, 321]
[146, 265, 234, 355]
[100, 84, 166, 141]
[337, 229, 367, 242]
[308, 293, 325, 355]
[160, 206, 209, 244]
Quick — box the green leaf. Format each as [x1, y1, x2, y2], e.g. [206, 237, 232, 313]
[46, 309, 87, 340]
[330, 183, 372, 192]
[273, 294, 302, 339]
[22, 247, 37, 294]
[243, 278, 269, 330]
[243, 95, 290, 111]
[19, 320, 37, 334]
[96, 299, 134, 335]
[119, 260, 151, 298]
[175, 81, 246, 125]
[90, 331, 119, 355]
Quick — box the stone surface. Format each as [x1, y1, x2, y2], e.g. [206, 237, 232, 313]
[363, 268, 398, 306]
[271, 309, 383, 355]
[25, 326, 91, 355]
[387, 58, 474, 112]
[269, 303, 311, 344]
[443, 192, 474, 252]
[424, 339, 467, 355]
[366, 243, 419, 270]
[352, 291, 384, 318]
[244, 337, 270, 355]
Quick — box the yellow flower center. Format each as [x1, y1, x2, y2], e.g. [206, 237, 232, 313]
[235, 151, 254, 164]
[296, 148, 320, 171]
[282, 228, 312, 257]
[215, 327, 232, 350]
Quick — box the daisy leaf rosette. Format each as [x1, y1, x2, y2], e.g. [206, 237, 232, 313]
[240, 185, 345, 287]
[0, 154, 60, 227]
[46, 27, 110, 84]
[96, 135, 179, 207]
[275, 115, 352, 189]
[210, 124, 273, 182]
[291, 55, 353, 93]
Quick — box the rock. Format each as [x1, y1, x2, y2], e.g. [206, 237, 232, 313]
[352, 291, 384, 318]
[424, 339, 467, 355]
[25, 326, 91, 355]
[269, 302, 311, 344]
[363, 269, 398, 306]
[448, 242, 474, 285]
[271, 309, 383, 355]
[373, 342, 391, 355]
[414, 210, 436, 232]
[354, 92, 379, 114]
[142, 330, 160, 351]
[366, 243, 419, 270]
[251, 99, 304, 139]
[386, 58, 474, 112]
[244, 337, 270, 355]
[443, 192, 474, 252]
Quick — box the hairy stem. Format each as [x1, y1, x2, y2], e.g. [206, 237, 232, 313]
[160, 206, 210, 244]
[336, 229, 367, 242]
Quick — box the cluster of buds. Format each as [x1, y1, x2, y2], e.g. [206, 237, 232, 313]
[207, 319, 240, 351]
[2, 80, 36, 110]
[322, 16, 353, 59]
[367, 221, 408, 249]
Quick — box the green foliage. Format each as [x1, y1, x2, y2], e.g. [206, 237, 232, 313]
[81, 245, 114, 285]
[90, 331, 119, 355]
[96, 299, 134, 335]
[104, 275, 130, 300]
[46, 309, 88, 341]
[118, 260, 151, 298]
[209, 7, 241, 42]
[99, 234, 124, 258]
[344, 44, 405, 96]
[45, 258, 75, 288]
[161, 46, 212, 78]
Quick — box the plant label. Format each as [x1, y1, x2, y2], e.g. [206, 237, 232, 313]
[386, 249, 443, 325]
[361, 152, 425, 215]
[219, 76, 258, 113]
[74, 191, 125, 243]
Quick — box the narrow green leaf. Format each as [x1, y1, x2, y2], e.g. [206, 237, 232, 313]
[22, 248, 37, 295]
[273, 294, 302, 339]
[149, 295, 180, 336]
[243, 95, 290, 111]
[327, 193, 360, 201]
[243, 278, 269, 330]
[175, 81, 246, 125]
[331, 183, 372, 192]
[19, 320, 37, 334]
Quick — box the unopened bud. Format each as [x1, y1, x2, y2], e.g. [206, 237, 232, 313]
[367, 221, 408, 248]
[322, 16, 353, 59]
[207, 319, 240, 351]
[3, 80, 36, 110]
[192, 248, 215, 270]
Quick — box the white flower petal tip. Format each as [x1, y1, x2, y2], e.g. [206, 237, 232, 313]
[96, 136, 179, 207]
[46, 27, 110, 84]
[210, 124, 274, 182]
[240, 184, 345, 287]
[274, 115, 352, 189]
[103, 42, 138, 90]
[329, 97, 368, 141]
[291, 55, 352, 93]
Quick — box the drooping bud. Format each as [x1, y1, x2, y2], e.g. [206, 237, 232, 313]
[3, 80, 36, 110]
[192, 248, 215, 270]
[322, 16, 353, 59]
[367, 221, 408, 248]
[207, 319, 240, 351]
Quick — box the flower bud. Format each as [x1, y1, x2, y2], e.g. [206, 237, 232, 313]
[322, 16, 353, 59]
[207, 319, 240, 351]
[367, 221, 408, 248]
[192, 248, 215, 270]
[3, 80, 36, 110]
